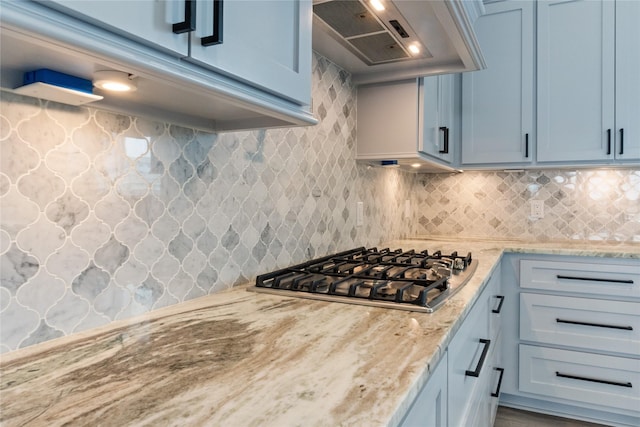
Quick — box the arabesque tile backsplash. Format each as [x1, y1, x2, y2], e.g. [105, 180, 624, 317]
[0, 55, 416, 353]
[414, 169, 640, 242]
[1, 53, 639, 353]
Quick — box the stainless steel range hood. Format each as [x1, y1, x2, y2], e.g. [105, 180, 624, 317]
[312, 0, 485, 85]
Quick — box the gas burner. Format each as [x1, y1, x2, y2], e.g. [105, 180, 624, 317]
[249, 247, 478, 313]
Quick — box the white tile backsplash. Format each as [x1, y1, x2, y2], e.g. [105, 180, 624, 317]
[1, 53, 638, 353]
[0, 54, 416, 353]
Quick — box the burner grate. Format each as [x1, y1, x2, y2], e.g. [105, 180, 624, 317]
[252, 247, 477, 312]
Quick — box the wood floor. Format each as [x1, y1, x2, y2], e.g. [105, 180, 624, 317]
[494, 406, 606, 427]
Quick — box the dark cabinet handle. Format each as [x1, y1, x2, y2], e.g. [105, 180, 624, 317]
[201, 0, 224, 46]
[556, 318, 633, 331]
[607, 128, 611, 155]
[492, 295, 504, 314]
[465, 339, 491, 377]
[525, 133, 529, 158]
[620, 128, 624, 155]
[556, 274, 634, 284]
[556, 371, 632, 388]
[491, 367, 505, 397]
[173, 0, 196, 34]
[438, 126, 449, 154]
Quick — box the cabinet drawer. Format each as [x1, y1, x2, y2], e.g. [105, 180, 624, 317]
[520, 259, 640, 298]
[519, 344, 640, 413]
[520, 293, 640, 355]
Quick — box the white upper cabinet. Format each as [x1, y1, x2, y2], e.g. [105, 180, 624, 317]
[615, 0, 640, 161]
[355, 77, 459, 173]
[187, 0, 311, 105]
[537, 0, 639, 163]
[419, 74, 456, 165]
[39, 0, 190, 57]
[461, 0, 534, 166]
[38, 0, 311, 106]
[1, 0, 315, 131]
[537, 0, 615, 162]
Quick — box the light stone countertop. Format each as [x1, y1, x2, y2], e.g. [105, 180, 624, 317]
[1, 238, 638, 426]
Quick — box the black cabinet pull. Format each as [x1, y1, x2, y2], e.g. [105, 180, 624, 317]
[525, 133, 529, 158]
[607, 128, 611, 155]
[556, 318, 633, 331]
[556, 372, 632, 388]
[173, 0, 196, 34]
[438, 126, 449, 154]
[556, 274, 634, 284]
[491, 367, 505, 397]
[465, 338, 491, 377]
[492, 295, 504, 314]
[201, 0, 223, 46]
[620, 128, 624, 155]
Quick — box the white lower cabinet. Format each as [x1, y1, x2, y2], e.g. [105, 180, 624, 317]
[500, 254, 640, 427]
[400, 353, 448, 427]
[400, 268, 504, 426]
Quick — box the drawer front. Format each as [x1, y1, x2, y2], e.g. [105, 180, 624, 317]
[520, 259, 640, 298]
[519, 344, 640, 413]
[520, 293, 640, 355]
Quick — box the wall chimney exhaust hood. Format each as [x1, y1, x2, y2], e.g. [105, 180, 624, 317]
[312, 0, 486, 85]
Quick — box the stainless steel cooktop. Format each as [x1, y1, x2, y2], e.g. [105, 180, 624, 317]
[249, 247, 478, 313]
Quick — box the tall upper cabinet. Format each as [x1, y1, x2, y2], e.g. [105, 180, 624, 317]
[537, 0, 640, 163]
[461, 1, 534, 167]
[613, 0, 640, 162]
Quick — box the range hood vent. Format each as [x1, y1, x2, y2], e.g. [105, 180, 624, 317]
[313, 0, 430, 65]
[312, 0, 486, 85]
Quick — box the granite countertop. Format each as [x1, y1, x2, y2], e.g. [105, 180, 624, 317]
[1, 239, 638, 426]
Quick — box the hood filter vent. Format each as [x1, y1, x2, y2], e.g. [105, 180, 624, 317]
[313, 1, 383, 37]
[350, 34, 408, 63]
[313, 0, 421, 65]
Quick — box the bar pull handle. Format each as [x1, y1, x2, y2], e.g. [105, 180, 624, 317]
[525, 133, 529, 158]
[556, 318, 633, 331]
[173, 0, 196, 34]
[492, 295, 505, 314]
[556, 274, 634, 284]
[439, 126, 449, 154]
[607, 129, 611, 155]
[620, 128, 624, 155]
[465, 339, 491, 377]
[556, 372, 632, 388]
[491, 367, 505, 397]
[201, 0, 224, 46]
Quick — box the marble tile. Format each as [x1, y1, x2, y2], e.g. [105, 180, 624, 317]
[1, 51, 636, 355]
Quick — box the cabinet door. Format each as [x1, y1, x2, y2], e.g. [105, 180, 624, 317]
[448, 291, 490, 427]
[400, 353, 448, 427]
[38, 0, 189, 57]
[187, 0, 311, 105]
[461, 1, 534, 165]
[419, 75, 456, 164]
[537, 0, 615, 162]
[615, 0, 640, 160]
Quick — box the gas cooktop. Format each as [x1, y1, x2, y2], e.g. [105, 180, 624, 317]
[249, 247, 478, 313]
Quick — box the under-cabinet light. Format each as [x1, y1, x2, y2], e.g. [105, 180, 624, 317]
[411, 163, 421, 168]
[370, 0, 385, 11]
[93, 71, 137, 92]
[408, 44, 421, 55]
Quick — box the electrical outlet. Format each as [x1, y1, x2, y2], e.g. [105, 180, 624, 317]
[356, 202, 364, 226]
[530, 200, 544, 219]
